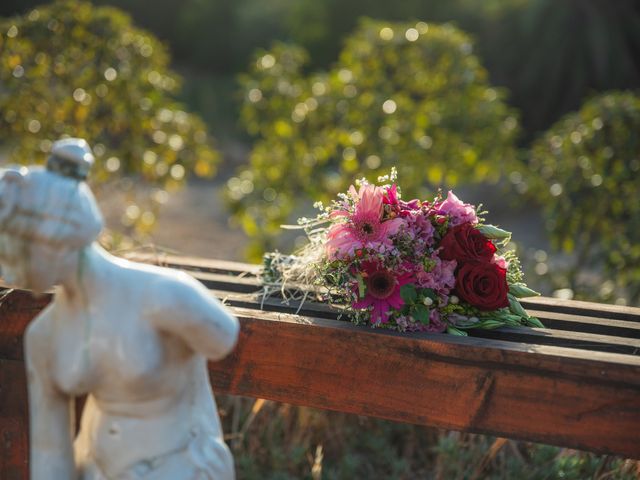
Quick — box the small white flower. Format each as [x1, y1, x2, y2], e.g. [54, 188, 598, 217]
[450, 295, 459, 305]
[423, 297, 433, 306]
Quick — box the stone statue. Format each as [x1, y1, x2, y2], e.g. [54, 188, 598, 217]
[0, 139, 239, 479]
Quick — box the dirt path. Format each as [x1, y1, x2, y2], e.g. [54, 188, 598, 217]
[147, 179, 248, 261]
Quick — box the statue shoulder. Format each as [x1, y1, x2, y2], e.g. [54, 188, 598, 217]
[140, 264, 204, 300]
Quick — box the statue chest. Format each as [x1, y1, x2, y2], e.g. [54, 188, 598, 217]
[50, 311, 168, 397]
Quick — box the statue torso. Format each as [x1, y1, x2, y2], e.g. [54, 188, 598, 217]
[30, 264, 230, 478]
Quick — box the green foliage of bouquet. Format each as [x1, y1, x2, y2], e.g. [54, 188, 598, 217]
[0, 1, 219, 193]
[526, 92, 640, 302]
[230, 19, 520, 260]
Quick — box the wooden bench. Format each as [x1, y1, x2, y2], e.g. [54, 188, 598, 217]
[1, 254, 639, 478]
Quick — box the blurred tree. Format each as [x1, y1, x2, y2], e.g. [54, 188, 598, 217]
[287, 0, 640, 137]
[285, 0, 519, 69]
[0, 0, 219, 233]
[229, 19, 520, 259]
[3, 0, 638, 140]
[526, 92, 640, 303]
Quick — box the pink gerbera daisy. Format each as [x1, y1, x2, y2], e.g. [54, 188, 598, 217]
[352, 261, 414, 324]
[326, 184, 403, 259]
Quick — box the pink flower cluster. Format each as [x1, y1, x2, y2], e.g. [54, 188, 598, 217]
[320, 181, 513, 332]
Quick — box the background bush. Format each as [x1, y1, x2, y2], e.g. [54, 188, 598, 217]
[526, 92, 640, 303]
[230, 19, 519, 259]
[3, 0, 638, 140]
[0, 0, 219, 233]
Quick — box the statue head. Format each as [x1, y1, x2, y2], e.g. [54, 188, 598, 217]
[0, 138, 103, 293]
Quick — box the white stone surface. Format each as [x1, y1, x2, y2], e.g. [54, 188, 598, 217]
[0, 139, 239, 479]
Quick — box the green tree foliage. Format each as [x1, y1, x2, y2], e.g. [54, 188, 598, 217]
[3, 0, 638, 139]
[0, 0, 219, 231]
[527, 92, 640, 302]
[230, 19, 519, 259]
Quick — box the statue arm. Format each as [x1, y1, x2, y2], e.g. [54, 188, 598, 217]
[25, 317, 77, 479]
[151, 273, 240, 360]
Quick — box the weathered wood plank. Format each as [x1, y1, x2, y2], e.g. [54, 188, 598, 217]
[205, 289, 640, 356]
[525, 309, 640, 338]
[197, 272, 640, 337]
[211, 291, 640, 355]
[202, 270, 640, 327]
[0, 359, 29, 480]
[122, 252, 262, 276]
[521, 296, 640, 322]
[228, 291, 640, 339]
[208, 310, 640, 459]
[213, 288, 640, 341]
[4, 288, 639, 361]
[222, 307, 640, 382]
[470, 326, 640, 355]
[123, 253, 640, 322]
[0, 290, 48, 361]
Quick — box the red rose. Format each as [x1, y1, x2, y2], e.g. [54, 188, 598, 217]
[455, 261, 509, 310]
[439, 223, 496, 263]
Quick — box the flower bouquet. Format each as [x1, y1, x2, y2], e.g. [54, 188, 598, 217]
[262, 170, 542, 334]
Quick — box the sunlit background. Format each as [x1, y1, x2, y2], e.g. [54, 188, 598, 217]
[1, 0, 639, 477]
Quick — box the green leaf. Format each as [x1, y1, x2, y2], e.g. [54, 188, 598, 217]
[400, 284, 418, 303]
[476, 224, 512, 240]
[525, 316, 545, 328]
[447, 326, 468, 336]
[508, 294, 529, 318]
[502, 314, 524, 326]
[509, 283, 541, 298]
[471, 319, 505, 330]
[421, 288, 437, 301]
[413, 304, 430, 324]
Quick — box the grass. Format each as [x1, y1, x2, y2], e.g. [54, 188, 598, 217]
[217, 396, 640, 480]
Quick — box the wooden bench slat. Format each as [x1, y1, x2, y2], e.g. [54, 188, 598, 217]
[122, 252, 262, 276]
[215, 286, 640, 336]
[209, 289, 640, 355]
[0, 290, 49, 361]
[469, 326, 640, 355]
[124, 253, 640, 321]
[226, 307, 640, 374]
[188, 270, 640, 337]
[521, 297, 640, 322]
[209, 311, 640, 458]
[213, 287, 640, 341]
[0, 359, 29, 478]
[189, 271, 264, 293]
[525, 310, 640, 339]
[216, 292, 640, 355]
[172, 266, 640, 330]
[3, 286, 639, 363]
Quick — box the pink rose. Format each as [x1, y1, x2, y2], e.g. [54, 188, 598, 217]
[437, 191, 478, 226]
[492, 255, 509, 270]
